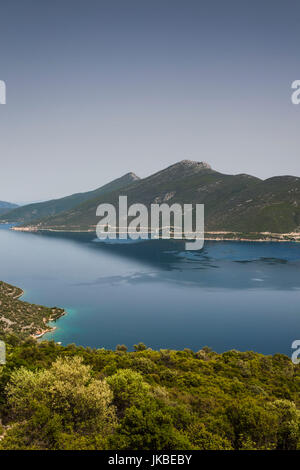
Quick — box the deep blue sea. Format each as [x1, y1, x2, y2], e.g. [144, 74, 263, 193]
[1, 224, 300, 355]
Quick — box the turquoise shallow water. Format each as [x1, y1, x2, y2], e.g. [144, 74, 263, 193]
[1, 224, 300, 354]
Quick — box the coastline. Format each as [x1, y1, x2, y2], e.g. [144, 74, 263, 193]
[0, 280, 67, 340]
[13, 286, 67, 339]
[32, 309, 67, 339]
[11, 225, 300, 243]
[12, 287, 25, 300]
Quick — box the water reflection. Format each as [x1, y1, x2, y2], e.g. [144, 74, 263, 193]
[1, 226, 300, 354]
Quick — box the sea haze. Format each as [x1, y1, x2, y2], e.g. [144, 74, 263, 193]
[1, 224, 300, 355]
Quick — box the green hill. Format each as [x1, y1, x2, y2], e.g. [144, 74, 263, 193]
[0, 201, 18, 216]
[4, 160, 300, 234]
[0, 172, 139, 224]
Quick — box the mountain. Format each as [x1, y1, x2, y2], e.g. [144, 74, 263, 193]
[0, 172, 139, 224]
[5, 160, 300, 234]
[140, 160, 212, 183]
[12, 160, 216, 230]
[0, 201, 18, 216]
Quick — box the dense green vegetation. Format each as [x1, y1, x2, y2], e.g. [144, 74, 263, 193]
[0, 337, 299, 450]
[4, 160, 300, 234]
[0, 279, 299, 450]
[0, 281, 64, 339]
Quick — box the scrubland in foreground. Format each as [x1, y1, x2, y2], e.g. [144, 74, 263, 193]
[0, 337, 299, 450]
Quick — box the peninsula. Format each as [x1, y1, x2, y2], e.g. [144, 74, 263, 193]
[0, 281, 65, 339]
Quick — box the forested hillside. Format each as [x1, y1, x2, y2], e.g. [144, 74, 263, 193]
[0, 173, 139, 224]
[8, 160, 300, 234]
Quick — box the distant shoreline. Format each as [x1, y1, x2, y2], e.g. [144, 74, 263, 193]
[10, 225, 300, 243]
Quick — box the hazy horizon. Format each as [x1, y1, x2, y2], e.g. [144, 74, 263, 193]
[1, 0, 300, 203]
[8, 158, 300, 206]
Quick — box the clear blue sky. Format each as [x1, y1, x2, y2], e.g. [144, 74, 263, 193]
[0, 0, 300, 203]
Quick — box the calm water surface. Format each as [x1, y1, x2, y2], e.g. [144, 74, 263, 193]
[1, 225, 300, 355]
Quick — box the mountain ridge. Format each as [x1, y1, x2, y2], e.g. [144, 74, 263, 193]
[0, 172, 140, 224]
[0, 201, 18, 216]
[2, 160, 300, 235]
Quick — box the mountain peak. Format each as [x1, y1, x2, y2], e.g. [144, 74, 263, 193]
[142, 160, 213, 185]
[176, 160, 212, 170]
[122, 172, 140, 181]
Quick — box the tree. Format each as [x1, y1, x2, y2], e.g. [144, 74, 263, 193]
[109, 405, 191, 450]
[3, 356, 116, 449]
[187, 422, 232, 450]
[107, 369, 150, 416]
[270, 400, 300, 450]
[134, 342, 147, 352]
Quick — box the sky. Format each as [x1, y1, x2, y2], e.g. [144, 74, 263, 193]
[0, 0, 300, 203]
